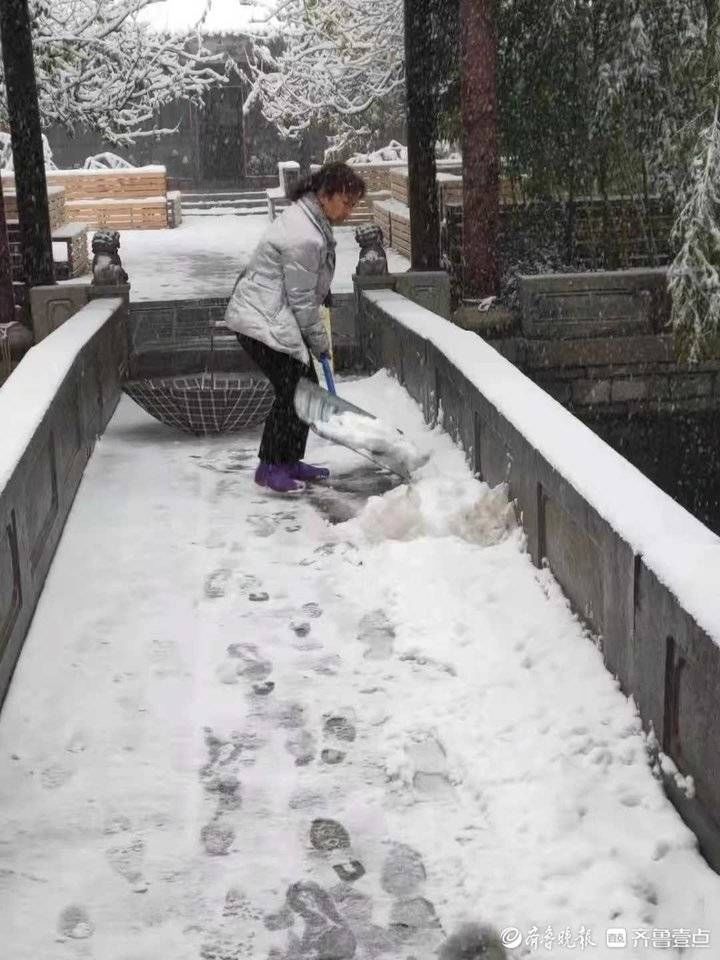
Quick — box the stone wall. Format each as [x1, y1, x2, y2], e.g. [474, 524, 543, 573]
[514, 272, 720, 416]
[0, 299, 127, 707]
[356, 283, 720, 873]
[455, 269, 720, 537]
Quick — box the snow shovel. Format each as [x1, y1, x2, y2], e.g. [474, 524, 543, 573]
[294, 357, 422, 482]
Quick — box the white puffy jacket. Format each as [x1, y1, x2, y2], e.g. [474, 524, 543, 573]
[224, 194, 335, 364]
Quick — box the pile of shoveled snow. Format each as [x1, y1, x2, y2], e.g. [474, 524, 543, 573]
[345, 476, 516, 545]
[309, 372, 517, 545]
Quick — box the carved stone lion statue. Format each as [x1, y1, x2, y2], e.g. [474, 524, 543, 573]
[354, 223, 388, 276]
[91, 230, 129, 286]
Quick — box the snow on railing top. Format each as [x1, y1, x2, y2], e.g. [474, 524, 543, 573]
[364, 287, 720, 644]
[0, 300, 123, 495]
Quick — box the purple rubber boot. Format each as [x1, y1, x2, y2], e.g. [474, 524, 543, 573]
[288, 462, 330, 482]
[255, 463, 304, 493]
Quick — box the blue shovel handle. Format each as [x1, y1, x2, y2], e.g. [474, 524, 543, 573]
[321, 356, 337, 396]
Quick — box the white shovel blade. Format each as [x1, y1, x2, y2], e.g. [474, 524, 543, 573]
[294, 378, 416, 481]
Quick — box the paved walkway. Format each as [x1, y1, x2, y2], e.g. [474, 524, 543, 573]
[0, 376, 718, 960]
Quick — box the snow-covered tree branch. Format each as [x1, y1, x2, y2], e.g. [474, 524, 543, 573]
[0, 0, 232, 145]
[669, 106, 720, 361]
[240, 0, 405, 155]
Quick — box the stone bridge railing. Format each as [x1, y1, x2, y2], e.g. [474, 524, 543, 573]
[357, 283, 720, 873]
[0, 299, 127, 707]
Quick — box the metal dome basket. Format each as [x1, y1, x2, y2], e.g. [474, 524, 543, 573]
[123, 371, 274, 435]
[123, 318, 274, 435]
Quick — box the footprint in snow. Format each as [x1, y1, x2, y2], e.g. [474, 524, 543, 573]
[285, 728, 318, 767]
[226, 642, 273, 681]
[310, 818, 366, 884]
[200, 821, 236, 857]
[57, 904, 94, 940]
[406, 733, 455, 799]
[320, 710, 357, 766]
[267, 880, 357, 960]
[198, 726, 263, 857]
[105, 836, 149, 892]
[283, 709, 356, 768]
[204, 568, 232, 599]
[380, 843, 427, 897]
[358, 610, 395, 661]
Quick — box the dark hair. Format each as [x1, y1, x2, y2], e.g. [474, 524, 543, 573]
[288, 161, 367, 203]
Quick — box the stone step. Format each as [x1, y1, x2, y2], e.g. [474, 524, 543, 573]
[183, 207, 268, 218]
[181, 191, 266, 203]
[182, 198, 268, 209]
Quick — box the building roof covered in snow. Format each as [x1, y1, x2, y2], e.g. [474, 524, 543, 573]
[139, 0, 264, 35]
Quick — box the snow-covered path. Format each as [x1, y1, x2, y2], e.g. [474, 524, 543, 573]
[88, 216, 411, 302]
[0, 374, 718, 960]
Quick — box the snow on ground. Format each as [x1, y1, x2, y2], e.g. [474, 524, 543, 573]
[0, 373, 718, 960]
[75, 215, 410, 302]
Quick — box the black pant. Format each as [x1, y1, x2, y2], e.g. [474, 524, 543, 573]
[238, 335, 318, 465]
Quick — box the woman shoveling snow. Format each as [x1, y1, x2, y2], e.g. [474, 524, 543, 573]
[225, 161, 366, 493]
